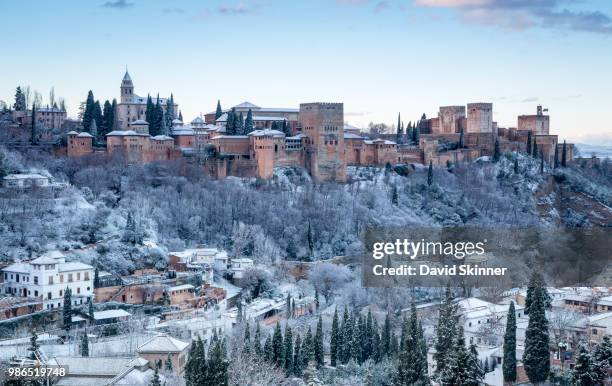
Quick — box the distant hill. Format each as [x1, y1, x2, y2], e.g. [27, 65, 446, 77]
[575, 143, 612, 159]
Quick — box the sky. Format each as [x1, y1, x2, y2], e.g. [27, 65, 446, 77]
[0, 0, 611, 144]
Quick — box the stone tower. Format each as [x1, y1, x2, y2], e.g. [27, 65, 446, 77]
[120, 70, 134, 104]
[300, 102, 346, 183]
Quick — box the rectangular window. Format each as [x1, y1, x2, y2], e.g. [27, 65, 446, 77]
[77, 273, 81, 281]
[34, 276, 38, 285]
[68, 274, 73, 282]
[47, 292, 52, 300]
[48, 276, 54, 285]
[84, 272, 90, 280]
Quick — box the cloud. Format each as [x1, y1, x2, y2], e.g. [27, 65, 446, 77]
[218, 1, 256, 15]
[521, 97, 539, 103]
[413, 0, 612, 34]
[101, 0, 133, 9]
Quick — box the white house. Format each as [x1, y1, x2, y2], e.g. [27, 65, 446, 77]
[228, 257, 253, 279]
[457, 297, 526, 345]
[2, 251, 94, 310]
[2, 173, 50, 188]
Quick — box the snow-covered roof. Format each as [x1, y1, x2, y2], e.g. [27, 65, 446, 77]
[191, 116, 204, 124]
[66, 131, 79, 135]
[137, 334, 189, 353]
[131, 119, 148, 125]
[76, 132, 93, 138]
[37, 107, 65, 113]
[252, 116, 287, 121]
[2, 262, 30, 273]
[106, 130, 146, 136]
[287, 133, 307, 140]
[30, 256, 62, 265]
[122, 71, 132, 82]
[171, 127, 194, 135]
[248, 129, 285, 138]
[168, 284, 194, 292]
[59, 261, 93, 272]
[151, 135, 173, 141]
[3, 173, 49, 180]
[211, 135, 249, 139]
[233, 101, 260, 109]
[93, 309, 131, 320]
[51, 356, 139, 377]
[344, 133, 364, 139]
[172, 118, 183, 124]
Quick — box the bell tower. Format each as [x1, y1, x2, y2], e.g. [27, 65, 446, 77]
[120, 69, 134, 103]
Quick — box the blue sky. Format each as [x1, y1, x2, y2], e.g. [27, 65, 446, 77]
[1, 0, 611, 144]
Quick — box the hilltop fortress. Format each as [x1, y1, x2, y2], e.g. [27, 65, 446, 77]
[60, 72, 574, 182]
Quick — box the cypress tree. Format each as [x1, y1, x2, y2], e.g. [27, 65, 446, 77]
[533, 140, 538, 159]
[314, 316, 324, 368]
[503, 301, 517, 383]
[382, 312, 391, 359]
[245, 108, 254, 134]
[165, 94, 175, 132]
[341, 306, 351, 364]
[208, 339, 229, 386]
[330, 308, 339, 366]
[93, 266, 100, 288]
[304, 327, 314, 367]
[237, 112, 244, 134]
[93, 100, 103, 132]
[314, 290, 320, 310]
[215, 100, 223, 120]
[286, 293, 292, 318]
[149, 366, 161, 386]
[63, 287, 72, 330]
[525, 272, 551, 315]
[523, 281, 550, 384]
[272, 322, 283, 366]
[397, 302, 429, 385]
[243, 321, 251, 354]
[263, 335, 273, 363]
[284, 326, 294, 374]
[88, 298, 94, 320]
[82, 90, 95, 132]
[493, 138, 501, 162]
[293, 334, 303, 376]
[527, 131, 532, 155]
[101, 100, 113, 138]
[80, 332, 89, 357]
[561, 140, 567, 167]
[514, 158, 519, 174]
[282, 120, 292, 137]
[372, 320, 381, 363]
[365, 309, 373, 361]
[254, 323, 262, 356]
[145, 95, 154, 126]
[553, 143, 559, 169]
[236, 300, 243, 323]
[434, 286, 457, 375]
[396, 113, 403, 144]
[459, 127, 465, 148]
[427, 160, 433, 186]
[14, 86, 26, 111]
[30, 103, 37, 144]
[540, 150, 544, 173]
[351, 314, 363, 363]
[413, 124, 420, 144]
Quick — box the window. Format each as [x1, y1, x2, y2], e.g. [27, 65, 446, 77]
[35, 290, 38, 297]
[47, 292, 52, 300]
[592, 329, 598, 335]
[77, 273, 81, 281]
[34, 276, 38, 285]
[48, 276, 54, 285]
[84, 272, 90, 281]
[59, 290, 63, 296]
[68, 274, 73, 282]
[77, 287, 81, 294]
[60, 274, 64, 283]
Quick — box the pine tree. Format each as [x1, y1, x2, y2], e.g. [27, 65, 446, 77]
[364, 309, 373, 361]
[561, 140, 567, 167]
[593, 335, 612, 369]
[63, 287, 72, 330]
[523, 278, 550, 384]
[527, 131, 533, 155]
[244, 108, 254, 134]
[435, 286, 457, 375]
[459, 127, 465, 148]
[284, 326, 294, 374]
[493, 138, 501, 162]
[215, 100, 223, 120]
[397, 302, 429, 385]
[503, 301, 517, 383]
[14, 86, 26, 111]
[553, 143, 559, 169]
[441, 327, 470, 386]
[315, 315, 324, 368]
[81, 91, 95, 132]
[427, 160, 433, 186]
[30, 103, 37, 144]
[80, 332, 89, 357]
[341, 306, 351, 364]
[272, 322, 284, 366]
[351, 314, 362, 363]
[149, 366, 161, 386]
[467, 344, 484, 385]
[207, 339, 229, 386]
[572, 344, 600, 386]
[165, 94, 175, 132]
[525, 272, 551, 315]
